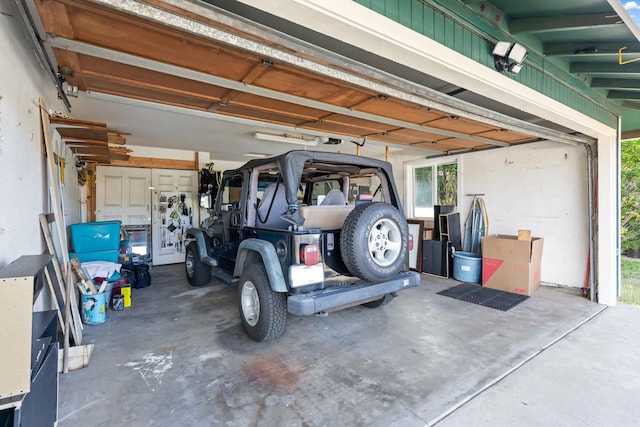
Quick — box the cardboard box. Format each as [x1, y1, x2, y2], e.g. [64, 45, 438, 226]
[423, 229, 434, 240]
[482, 234, 543, 296]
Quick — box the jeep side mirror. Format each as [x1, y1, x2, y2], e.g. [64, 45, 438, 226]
[199, 193, 212, 209]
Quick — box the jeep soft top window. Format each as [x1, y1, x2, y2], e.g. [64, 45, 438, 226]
[349, 174, 384, 204]
[311, 180, 341, 205]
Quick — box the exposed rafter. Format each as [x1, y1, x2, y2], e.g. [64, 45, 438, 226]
[544, 42, 640, 57]
[511, 13, 623, 33]
[592, 78, 640, 89]
[608, 90, 640, 99]
[571, 62, 640, 74]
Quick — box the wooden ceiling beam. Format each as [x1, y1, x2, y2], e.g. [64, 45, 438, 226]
[110, 156, 197, 170]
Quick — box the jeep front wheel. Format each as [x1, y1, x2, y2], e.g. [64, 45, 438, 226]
[340, 203, 409, 283]
[185, 241, 211, 286]
[238, 263, 287, 342]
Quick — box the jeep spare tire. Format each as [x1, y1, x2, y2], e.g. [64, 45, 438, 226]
[340, 203, 409, 283]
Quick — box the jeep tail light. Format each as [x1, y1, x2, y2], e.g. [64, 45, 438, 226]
[408, 233, 414, 251]
[301, 244, 320, 266]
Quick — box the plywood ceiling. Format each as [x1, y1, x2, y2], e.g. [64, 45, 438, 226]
[34, 0, 539, 155]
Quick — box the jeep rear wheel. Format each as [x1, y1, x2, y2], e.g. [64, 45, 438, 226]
[185, 242, 211, 286]
[340, 203, 409, 283]
[238, 263, 287, 342]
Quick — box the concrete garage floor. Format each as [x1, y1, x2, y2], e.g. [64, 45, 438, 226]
[57, 264, 640, 426]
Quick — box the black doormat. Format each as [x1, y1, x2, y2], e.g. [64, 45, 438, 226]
[437, 283, 529, 311]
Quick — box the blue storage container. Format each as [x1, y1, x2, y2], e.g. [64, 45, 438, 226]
[70, 221, 122, 252]
[71, 249, 120, 263]
[452, 251, 482, 283]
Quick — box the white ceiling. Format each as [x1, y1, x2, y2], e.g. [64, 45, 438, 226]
[68, 91, 433, 164]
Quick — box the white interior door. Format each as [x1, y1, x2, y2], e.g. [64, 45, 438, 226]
[151, 169, 199, 265]
[96, 166, 151, 225]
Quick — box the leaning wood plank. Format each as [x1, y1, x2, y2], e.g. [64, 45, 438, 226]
[68, 265, 84, 346]
[40, 100, 70, 266]
[39, 214, 67, 304]
[57, 344, 95, 373]
[43, 265, 65, 328]
[62, 264, 72, 374]
[39, 213, 81, 346]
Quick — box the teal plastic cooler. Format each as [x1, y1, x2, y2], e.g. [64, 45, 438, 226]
[70, 221, 121, 252]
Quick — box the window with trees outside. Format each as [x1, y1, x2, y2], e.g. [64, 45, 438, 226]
[409, 161, 458, 218]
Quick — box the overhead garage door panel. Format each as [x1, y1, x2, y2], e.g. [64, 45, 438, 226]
[221, 92, 328, 121]
[319, 114, 397, 134]
[355, 97, 445, 124]
[55, 3, 261, 80]
[84, 77, 215, 110]
[75, 55, 230, 100]
[33, 0, 592, 155]
[475, 129, 534, 143]
[389, 128, 451, 144]
[292, 117, 395, 138]
[434, 138, 489, 150]
[252, 67, 373, 107]
[215, 104, 315, 127]
[426, 117, 495, 134]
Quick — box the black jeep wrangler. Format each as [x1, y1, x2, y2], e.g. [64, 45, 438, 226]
[185, 150, 420, 341]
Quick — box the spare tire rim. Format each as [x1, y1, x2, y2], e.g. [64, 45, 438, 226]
[241, 281, 260, 326]
[368, 218, 403, 267]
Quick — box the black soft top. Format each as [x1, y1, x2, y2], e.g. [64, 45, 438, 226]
[226, 150, 402, 226]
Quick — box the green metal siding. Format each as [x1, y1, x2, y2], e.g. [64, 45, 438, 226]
[354, 0, 617, 128]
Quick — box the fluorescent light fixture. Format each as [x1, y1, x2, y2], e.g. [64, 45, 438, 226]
[254, 132, 318, 146]
[243, 152, 270, 158]
[492, 41, 528, 75]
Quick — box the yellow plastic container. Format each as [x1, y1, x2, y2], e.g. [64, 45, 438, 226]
[121, 286, 131, 307]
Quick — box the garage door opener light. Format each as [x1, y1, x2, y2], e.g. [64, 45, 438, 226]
[254, 132, 319, 146]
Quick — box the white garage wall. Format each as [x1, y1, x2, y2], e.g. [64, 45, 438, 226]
[0, 1, 71, 267]
[460, 141, 590, 288]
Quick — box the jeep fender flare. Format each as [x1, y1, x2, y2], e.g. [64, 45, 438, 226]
[234, 239, 287, 292]
[185, 228, 217, 267]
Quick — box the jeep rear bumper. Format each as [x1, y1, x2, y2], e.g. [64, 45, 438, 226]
[287, 271, 421, 316]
